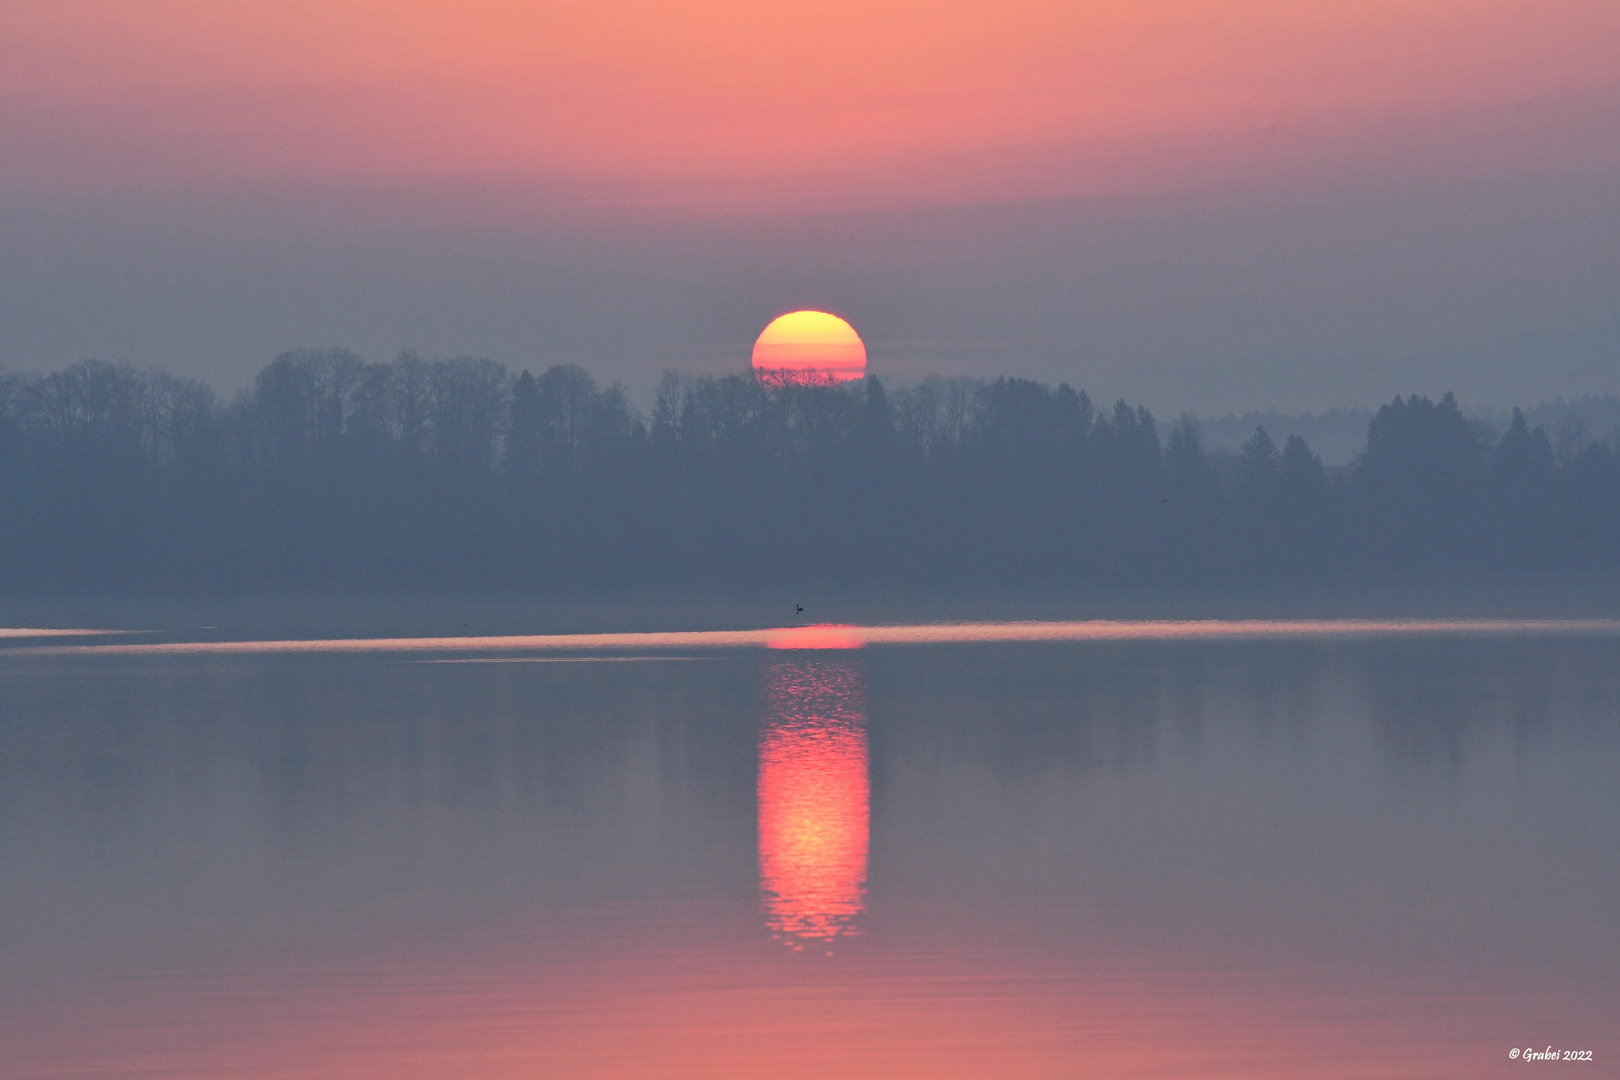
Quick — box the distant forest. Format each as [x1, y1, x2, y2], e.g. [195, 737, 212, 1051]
[3, 350, 1618, 594]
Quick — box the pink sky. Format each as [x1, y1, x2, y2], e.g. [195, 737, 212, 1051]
[2, 1, 1617, 409]
[6, 0, 1617, 201]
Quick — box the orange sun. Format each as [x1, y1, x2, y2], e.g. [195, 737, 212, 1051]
[751, 311, 867, 383]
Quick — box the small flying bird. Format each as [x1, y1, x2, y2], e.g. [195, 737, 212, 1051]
[796, 605, 804, 615]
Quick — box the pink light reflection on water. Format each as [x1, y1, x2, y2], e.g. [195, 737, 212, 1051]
[757, 654, 869, 949]
[5, 625, 1618, 1077]
[764, 623, 865, 650]
[0, 907, 1579, 1080]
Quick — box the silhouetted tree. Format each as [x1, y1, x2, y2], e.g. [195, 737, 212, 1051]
[1237, 426, 1281, 507]
[537, 364, 597, 473]
[507, 370, 544, 477]
[1489, 407, 1557, 568]
[651, 369, 685, 451]
[860, 374, 892, 449]
[1278, 433, 1324, 516]
[1165, 417, 1219, 506]
[2, 354, 1617, 594]
[1492, 407, 1555, 487]
[393, 351, 432, 461]
[1162, 416, 1225, 578]
[1355, 393, 1486, 573]
[1560, 440, 1620, 568]
[429, 357, 509, 472]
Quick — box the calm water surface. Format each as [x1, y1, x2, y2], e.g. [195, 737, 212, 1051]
[1, 622, 1616, 1077]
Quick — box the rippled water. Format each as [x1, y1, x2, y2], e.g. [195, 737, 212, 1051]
[1, 622, 1616, 1077]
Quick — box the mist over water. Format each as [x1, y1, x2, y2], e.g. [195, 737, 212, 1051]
[1, 623, 1614, 1077]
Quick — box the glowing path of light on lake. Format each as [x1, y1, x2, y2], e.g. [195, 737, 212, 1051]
[18, 619, 1620, 656]
[757, 653, 870, 950]
[0, 628, 138, 638]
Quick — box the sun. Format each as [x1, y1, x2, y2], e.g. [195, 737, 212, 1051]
[751, 311, 867, 383]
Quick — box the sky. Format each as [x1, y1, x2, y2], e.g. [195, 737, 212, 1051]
[2, 0, 1618, 413]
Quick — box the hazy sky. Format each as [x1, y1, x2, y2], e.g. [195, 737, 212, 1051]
[3, 0, 1617, 413]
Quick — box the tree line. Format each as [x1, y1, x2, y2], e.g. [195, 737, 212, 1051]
[2, 349, 1617, 594]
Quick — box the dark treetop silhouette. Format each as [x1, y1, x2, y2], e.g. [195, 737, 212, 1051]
[2, 350, 1617, 594]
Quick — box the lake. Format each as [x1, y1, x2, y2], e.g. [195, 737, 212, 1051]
[1, 620, 1616, 1077]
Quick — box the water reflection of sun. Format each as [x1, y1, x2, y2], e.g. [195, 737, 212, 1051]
[758, 655, 869, 950]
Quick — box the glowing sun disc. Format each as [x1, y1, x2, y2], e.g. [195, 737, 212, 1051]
[752, 311, 867, 382]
